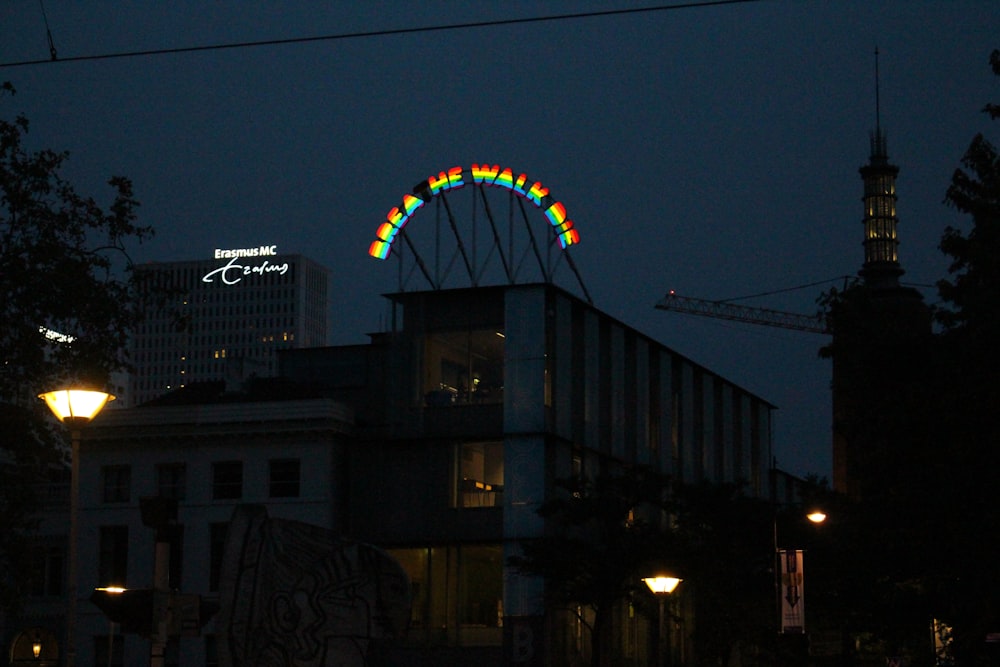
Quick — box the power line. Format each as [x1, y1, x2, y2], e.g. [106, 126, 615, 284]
[2, 0, 759, 69]
[721, 276, 853, 303]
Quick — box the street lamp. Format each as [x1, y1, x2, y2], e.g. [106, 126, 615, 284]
[644, 575, 682, 667]
[39, 388, 115, 667]
[774, 508, 827, 638]
[806, 510, 827, 525]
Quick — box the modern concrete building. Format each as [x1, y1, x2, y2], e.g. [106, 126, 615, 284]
[8, 282, 778, 666]
[129, 247, 329, 406]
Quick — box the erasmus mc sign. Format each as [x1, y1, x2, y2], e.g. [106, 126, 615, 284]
[201, 245, 289, 286]
[368, 164, 580, 260]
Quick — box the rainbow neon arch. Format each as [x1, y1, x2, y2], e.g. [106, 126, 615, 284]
[368, 164, 580, 260]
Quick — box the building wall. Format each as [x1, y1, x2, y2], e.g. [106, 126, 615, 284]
[130, 254, 330, 406]
[11, 283, 776, 667]
[72, 399, 352, 667]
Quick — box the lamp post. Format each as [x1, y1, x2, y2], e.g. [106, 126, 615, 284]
[774, 508, 826, 639]
[39, 388, 115, 667]
[643, 575, 682, 667]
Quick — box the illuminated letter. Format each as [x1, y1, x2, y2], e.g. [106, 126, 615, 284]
[376, 222, 399, 242]
[386, 207, 404, 227]
[545, 201, 567, 226]
[447, 166, 465, 190]
[471, 164, 500, 184]
[369, 240, 391, 259]
[402, 193, 424, 217]
[512, 173, 528, 196]
[526, 181, 549, 207]
[495, 168, 515, 190]
[552, 218, 574, 235]
[558, 228, 580, 248]
[427, 171, 450, 196]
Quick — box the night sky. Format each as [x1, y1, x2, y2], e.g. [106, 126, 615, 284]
[3, 1, 997, 479]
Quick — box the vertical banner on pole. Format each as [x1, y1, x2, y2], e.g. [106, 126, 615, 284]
[779, 549, 805, 634]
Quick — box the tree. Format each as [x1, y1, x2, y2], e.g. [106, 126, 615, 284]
[509, 467, 775, 667]
[508, 467, 677, 667]
[930, 48, 1000, 667]
[0, 82, 154, 614]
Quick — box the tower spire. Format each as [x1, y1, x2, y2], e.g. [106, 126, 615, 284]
[870, 47, 888, 164]
[859, 47, 902, 288]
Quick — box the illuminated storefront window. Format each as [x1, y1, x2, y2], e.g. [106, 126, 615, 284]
[388, 544, 503, 647]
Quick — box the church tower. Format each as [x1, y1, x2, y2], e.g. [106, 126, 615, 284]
[830, 51, 932, 496]
[858, 76, 903, 290]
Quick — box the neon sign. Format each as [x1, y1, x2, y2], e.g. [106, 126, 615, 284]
[368, 165, 580, 260]
[201, 245, 289, 285]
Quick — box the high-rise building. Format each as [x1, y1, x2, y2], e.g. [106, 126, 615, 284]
[129, 245, 329, 406]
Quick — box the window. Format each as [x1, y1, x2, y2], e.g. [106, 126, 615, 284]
[388, 544, 502, 647]
[204, 636, 219, 667]
[167, 525, 184, 591]
[94, 635, 124, 667]
[423, 328, 505, 406]
[455, 442, 503, 508]
[157, 463, 186, 500]
[209, 523, 228, 592]
[102, 465, 131, 503]
[212, 461, 243, 500]
[29, 545, 64, 597]
[458, 545, 504, 640]
[98, 525, 128, 588]
[269, 459, 300, 498]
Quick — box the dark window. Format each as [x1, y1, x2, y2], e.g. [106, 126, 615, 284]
[157, 463, 186, 500]
[102, 465, 131, 503]
[209, 523, 228, 592]
[95, 635, 124, 667]
[269, 459, 300, 498]
[98, 525, 129, 588]
[212, 462, 243, 500]
[167, 525, 184, 591]
[204, 636, 219, 667]
[165, 638, 179, 667]
[30, 545, 64, 597]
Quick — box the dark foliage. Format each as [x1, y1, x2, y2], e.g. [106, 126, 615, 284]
[509, 467, 775, 667]
[0, 82, 155, 614]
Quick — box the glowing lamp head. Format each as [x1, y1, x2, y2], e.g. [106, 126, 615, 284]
[39, 389, 115, 424]
[32, 640, 42, 659]
[643, 576, 682, 595]
[807, 510, 827, 524]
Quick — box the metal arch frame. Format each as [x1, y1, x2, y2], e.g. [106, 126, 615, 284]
[388, 182, 591, 303]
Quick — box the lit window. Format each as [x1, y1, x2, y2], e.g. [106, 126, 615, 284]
[455, 442, 503, 508]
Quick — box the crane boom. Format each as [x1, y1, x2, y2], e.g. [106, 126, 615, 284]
[655, 292, 828, 334]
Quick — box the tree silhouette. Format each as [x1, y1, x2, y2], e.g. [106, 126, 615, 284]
[509, 467, 775, 667]
[0, 82, 155, 614]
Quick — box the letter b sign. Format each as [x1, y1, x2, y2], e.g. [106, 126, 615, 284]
[505, 616, 543, 666]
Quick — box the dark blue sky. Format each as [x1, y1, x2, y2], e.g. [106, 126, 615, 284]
[3, 1, 997, 478]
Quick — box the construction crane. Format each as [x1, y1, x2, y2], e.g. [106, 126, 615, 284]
[655, 291, 829, 334]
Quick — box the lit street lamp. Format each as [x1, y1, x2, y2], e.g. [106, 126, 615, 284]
[644, 575, 682, 667]
[774, 508, 827, 637]
[40, 388, 114, 667]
